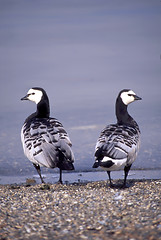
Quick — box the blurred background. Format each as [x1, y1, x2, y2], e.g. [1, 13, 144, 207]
[0, 0, 161, 177]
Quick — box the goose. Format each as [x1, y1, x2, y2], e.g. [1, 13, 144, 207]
[21, 87, 75, 184]
[93, 89, 141, 188]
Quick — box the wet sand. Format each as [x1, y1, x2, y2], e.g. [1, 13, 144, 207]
[0, 179, 161, 240]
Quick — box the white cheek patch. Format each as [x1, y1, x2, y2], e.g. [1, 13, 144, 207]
[27, 89, 43, 104]
[120, 90, 136, 105]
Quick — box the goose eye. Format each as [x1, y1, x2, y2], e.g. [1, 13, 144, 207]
[28, 92, 35, 97]
[128, 94, 133, 97]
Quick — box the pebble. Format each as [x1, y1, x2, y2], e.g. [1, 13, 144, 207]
[0, 179, 161, 240]
[113, 193, 123, 201]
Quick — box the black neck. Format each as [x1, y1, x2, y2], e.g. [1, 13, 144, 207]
[115, 97, 136, 127]
[24, 92, 50, 124]
[36, 99, 50, 118]
[24, 99, 50, 124]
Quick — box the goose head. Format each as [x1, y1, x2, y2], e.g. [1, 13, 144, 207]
[21, 88, 46, 104]
[119, 89, 142, 105]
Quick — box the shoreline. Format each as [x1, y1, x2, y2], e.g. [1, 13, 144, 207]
[0, 169, 161, 185]
[0, 179, 161, 240]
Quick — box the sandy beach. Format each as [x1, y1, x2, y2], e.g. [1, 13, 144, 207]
[0, 179, 161, 240]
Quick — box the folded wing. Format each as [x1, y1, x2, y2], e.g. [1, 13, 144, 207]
[21, 118, 74, 168]
[95, 124, 140, 165]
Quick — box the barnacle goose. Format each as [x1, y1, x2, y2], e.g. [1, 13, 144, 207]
[21, 87, 75, 184]
[93, 89, 142, 188]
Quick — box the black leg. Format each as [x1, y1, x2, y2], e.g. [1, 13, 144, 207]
[58, 169, 63, 184]
[123, 164, 132, 188]
[107, 171, 113, 187]
[33, 163, 45, 183]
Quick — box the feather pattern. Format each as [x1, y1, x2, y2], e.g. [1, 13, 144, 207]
[21, 117, 74, 168]
[95, 123, 140, 170]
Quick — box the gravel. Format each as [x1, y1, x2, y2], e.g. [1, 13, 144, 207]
[0, 179, 161, 240]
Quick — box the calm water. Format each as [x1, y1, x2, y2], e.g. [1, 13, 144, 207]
[0, 1, 161, 177]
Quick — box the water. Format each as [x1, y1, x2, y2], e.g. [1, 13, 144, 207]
[0, 170, 161, 185]
[0, 1, 161, 180]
